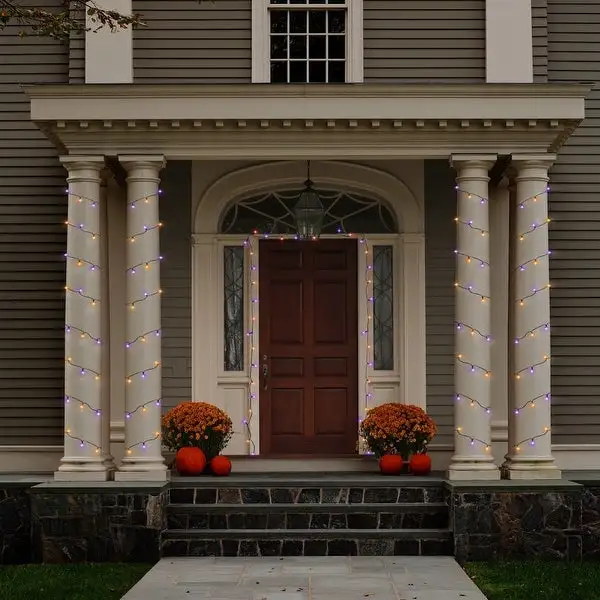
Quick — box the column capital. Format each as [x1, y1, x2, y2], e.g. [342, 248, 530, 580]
[60, 155, 105, 173]
[118, 155, 166, 173]
[450, 154, 498, 171]
[511, 154, 557, 173]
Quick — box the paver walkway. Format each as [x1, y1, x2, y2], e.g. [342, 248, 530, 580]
[122, 556, 487, 600]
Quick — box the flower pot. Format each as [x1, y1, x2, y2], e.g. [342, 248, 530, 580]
[175, 447, 207, 476]
[378, 454, 403, 475]
[409, 453, 432, 476]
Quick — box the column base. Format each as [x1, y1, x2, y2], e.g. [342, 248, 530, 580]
[54, 456, 115, 481]
[447, 466, 501, 481]
[502, 459, 562, 480]
[54, 470, 113, 482]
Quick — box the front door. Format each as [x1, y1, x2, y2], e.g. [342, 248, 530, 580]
[259, 239, 358, 455]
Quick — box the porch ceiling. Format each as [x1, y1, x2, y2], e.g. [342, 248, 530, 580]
[25, 83, 589, 160]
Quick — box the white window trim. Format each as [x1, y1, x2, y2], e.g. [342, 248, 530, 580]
[252, 0, 364, 84]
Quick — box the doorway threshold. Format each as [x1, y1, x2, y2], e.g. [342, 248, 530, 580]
[230, 457, 378, 473]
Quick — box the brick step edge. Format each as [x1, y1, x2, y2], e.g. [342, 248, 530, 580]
[162, 528, 452, 540]
[166, 502, 448, 513]
[162, 536, 454, 557]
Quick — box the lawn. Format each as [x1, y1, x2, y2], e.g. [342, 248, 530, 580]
[465, 561, 600, 600]
[0, 563, 151, 600]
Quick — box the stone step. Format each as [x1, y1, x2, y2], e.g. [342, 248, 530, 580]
[169, 485, 446, 505]
[161, 529, 454, 557]
[166, 502, 449, 530]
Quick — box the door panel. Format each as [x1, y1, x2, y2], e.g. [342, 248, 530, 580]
[259, 239, 358, 455]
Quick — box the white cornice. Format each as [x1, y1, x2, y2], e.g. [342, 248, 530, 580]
[23, 83, 589, 160]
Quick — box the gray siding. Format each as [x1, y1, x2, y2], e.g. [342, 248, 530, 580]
[68, 4, 85, 83]
[159, 162, 192, 410]
[0, 4, 69, 445]
[532, 0, 548, 82]
[548, 1, 600, 444]
[424, 161, 456, 447]
[364, 0, 485, 83]
[132, 0, 252, 83]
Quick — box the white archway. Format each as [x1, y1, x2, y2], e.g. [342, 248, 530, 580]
[191, 161, 426, 455]
[193, 160, 423, 235]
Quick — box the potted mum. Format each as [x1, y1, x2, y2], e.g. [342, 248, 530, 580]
[359, 403, 436, 475]
[162, 402, 233, 475]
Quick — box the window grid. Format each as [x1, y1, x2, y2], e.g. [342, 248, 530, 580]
[269, 0, 347, 83]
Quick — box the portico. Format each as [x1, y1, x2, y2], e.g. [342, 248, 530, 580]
[26, 82, 587, 481]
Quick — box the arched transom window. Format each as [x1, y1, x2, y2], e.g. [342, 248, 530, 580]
[220, 188, 398, 235]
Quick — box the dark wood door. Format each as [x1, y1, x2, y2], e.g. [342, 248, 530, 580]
[259, 239, 358, 455]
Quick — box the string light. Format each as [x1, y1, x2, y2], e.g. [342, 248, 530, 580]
[455, 428, 491, 451]
[453, 186, 554, 455]
[125, 328, 161, 348]
[65, 325, 101, 345]
[66, 357, 100, 379]
[65, 395, 102, 416]
[241, 228, 375, 456]
[125, 432, 162, 455]
[512, 184, 553, 459]
[64, 220, 100, 239]
[64, 286, 99, 306]
[243, 236, 257, 456]
[453, 183, 493, 454]
[514, 427, 550, 452]
[65, 430, 101, 454]
[64, 254, 100, 271]
[123, 187, 165, 458]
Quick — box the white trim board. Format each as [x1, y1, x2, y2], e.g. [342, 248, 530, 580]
[4, 445, 600, 474]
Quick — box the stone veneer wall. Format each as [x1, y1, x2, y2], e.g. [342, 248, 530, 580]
[29, 483, 168, 563]
[449, 481, 585, 561]
[0, 484, 34, 564]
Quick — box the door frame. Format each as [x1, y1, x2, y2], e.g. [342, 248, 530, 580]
[192, 231, 425, 455]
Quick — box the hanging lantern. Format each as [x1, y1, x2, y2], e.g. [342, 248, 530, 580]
[294, 161, 325, 240]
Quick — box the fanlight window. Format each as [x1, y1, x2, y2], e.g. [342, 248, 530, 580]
[220, 189, 398, 235]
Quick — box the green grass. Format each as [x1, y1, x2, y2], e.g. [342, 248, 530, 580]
[465, 561, 600, 600]
[0, 563, 152, 600]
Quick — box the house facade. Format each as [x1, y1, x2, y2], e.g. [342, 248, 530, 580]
[0, 0, 596, 482]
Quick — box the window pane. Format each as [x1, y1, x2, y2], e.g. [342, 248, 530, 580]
[290, 61, 307, 82]
[224, 246, 245, 372]
[309, 61, 326, 82]
[289, 35, 307, 59]
[373, 246, 394, 371]
[309, 35, 326, 59]
[309, 10, 326, 32]
[271, 36, 288, 59]
[328, 10, 345, 33]
[290, 11, 307, 33]
[328, 60, 345, 83]
[271, 61, 287, 83]
[328, 35, 345, 59]
[271, 10, 288, 33]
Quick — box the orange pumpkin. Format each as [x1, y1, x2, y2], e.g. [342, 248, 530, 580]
[409, 453, 432, 476]
[378, 454, 403, 475]
[175, 447, 206, 476]
[211, 455, 232, 476]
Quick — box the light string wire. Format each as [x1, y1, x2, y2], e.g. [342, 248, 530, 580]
[63, 188, 103, 452]
[453, 185, 554, 452]
[512, 184, 553, 451]
[63, 187, 165, 455]
[124, 188, 165, 455]
[243, 236, 257, 455]
[242, 229, 373, 455]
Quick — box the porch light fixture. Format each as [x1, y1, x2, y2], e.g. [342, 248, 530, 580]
[294, 161, 325, 240]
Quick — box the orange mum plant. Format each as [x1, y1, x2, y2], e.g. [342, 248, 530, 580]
[161, 402, 233, 460]
[359, 403, 436, 459]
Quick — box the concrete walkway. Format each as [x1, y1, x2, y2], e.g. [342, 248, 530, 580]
[122, 556, 488, 600]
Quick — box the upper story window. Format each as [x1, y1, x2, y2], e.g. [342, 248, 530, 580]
[252, 0, 363, 83]
[270, 0, 347, 84]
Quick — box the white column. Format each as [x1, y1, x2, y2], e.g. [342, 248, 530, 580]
[448, 155, 500, 481]
[504, 155, 561, 479]
[486, 0, 533, 83]
[56, 156, 114, 481]
[115, 156, 168, 482]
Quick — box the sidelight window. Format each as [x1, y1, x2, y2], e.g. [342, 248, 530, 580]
[223, 246, 245, 372]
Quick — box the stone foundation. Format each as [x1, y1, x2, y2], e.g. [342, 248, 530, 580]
[3, 475, 600, 563]
[30, 482, 168, 563]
